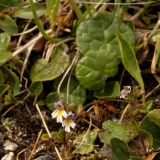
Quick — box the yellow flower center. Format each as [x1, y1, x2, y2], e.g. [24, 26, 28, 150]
[65, 117, 71, 126]
[57, 107, 63, 116]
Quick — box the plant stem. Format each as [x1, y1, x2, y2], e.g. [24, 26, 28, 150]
[46, 0, 60, 23]
[84, 2, 92, 16]
[63, 130, 67, 148]
[141, 0, 153, 17]
[114, 0, 121, 18]
[68, 0, 84, 21]
[119, 0, 132, 19]
[29, 0, 62, 43]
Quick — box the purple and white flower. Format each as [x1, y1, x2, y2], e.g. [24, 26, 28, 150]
[51, 101, 67, 123]
[120, 86, 131, 99]
[62, 112, 76, 132]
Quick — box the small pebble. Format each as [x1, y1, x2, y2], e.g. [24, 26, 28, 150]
[3, 140, 18, 151]
[33, 155, 53, 160]
[1, 152, 14, 160]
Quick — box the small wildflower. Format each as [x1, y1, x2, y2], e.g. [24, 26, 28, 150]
[120, 86, 131, 99]
[51, 101, 67, 123]
[62, 112, 76, 132]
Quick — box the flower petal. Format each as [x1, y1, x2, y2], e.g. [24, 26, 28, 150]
[62, 120, 66, 127]
[67, 111, 74, 118]
[120, 89, 129, 99]
[62, 110, 67, 118]
[70, 120, 76, 129]
[57, 115, 63, 123]
[126, 86, 131, 92]
[54, 101, 64, 108]
[65, 125, 70, 132]
[51, 110, 58, 118]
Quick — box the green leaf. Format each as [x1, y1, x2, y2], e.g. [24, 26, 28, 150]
[0, 51, 12, 66]
[4, 94, 17, 105]
[1, 66, 20, 96]
[51, 42, 68, 61]
[45, 92, 59, 111]
[111, 138, 130, 160]
[41, 134, 50, 140]
[30, 44, 70, 82]
[139, 129, 153, 147]
[37, 100, 45, 106]
[14, 3, 46, 19]
[51, 129, 65, 143]
[140, 100, 153, 113]
[75, 129, 98, 155]
[54, 76, 86, 110]
[0, 84, 9, 98]
[99, 120, 137, 144]
[116, 31, 144, 89]
[0, 0, 22, 12]
[76, 11, 135, 58]
[94, 81, 120, 100]
[29, 81, 43, 96]
[139, 109, 160, 149]
[0, 15, 18, 34]
[144, 100, 153, 110]
[0, 33, 10, 51]
[76, 50, 120, 91]
[30, 57, 70, 82]
[0, 33, 12, 65]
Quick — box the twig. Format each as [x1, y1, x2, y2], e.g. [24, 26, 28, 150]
[144, 83, 160, 100]
[55, 38, 75, 47]
[12, 29, 52, 57]
[35, 104, 62, 160]
[28, 129, 43, 160]
[12, 25, 38, 36]
[20, 42, 36, 82]
[2, 88, 31, 117]
[17, 19, 32, 47]
[16, 148, 29, 160]
[66, 49, 79, 103]
[57, 48, 80, 100]
[119, 103, 130, 123]
[2, 103, 19, 117]
[35, 104, 51, 137]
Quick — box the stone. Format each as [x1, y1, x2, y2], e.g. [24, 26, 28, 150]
[33, 155, 53, 160]
[3, 140, 18, 151]
[1, 152, 14, 160]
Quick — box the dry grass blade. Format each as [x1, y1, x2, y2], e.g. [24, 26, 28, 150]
[35, 104, 62, 160]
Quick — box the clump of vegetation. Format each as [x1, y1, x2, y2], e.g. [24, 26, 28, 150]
[0, 0, 160, 159]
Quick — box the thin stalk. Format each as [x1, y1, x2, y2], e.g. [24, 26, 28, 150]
[84, 2, 92, 16]
[63, 130, 67, 149]
[142, 93, 145, 106]
[114, 0, 121, 18]
[46, 0, 60, 23]
[68, 0, 84, 21]
[35, 104, 63, 160]
[52, 0, 60, 22]
[119, 103, 130, 123]
[119, 0, 132, 19]
[29, 0, 62, 43]
[141, 0, 153, 17]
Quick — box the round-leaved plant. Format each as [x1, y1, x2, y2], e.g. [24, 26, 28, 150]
[76, 11, 135, 58]
[76, 50, 119, 91]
